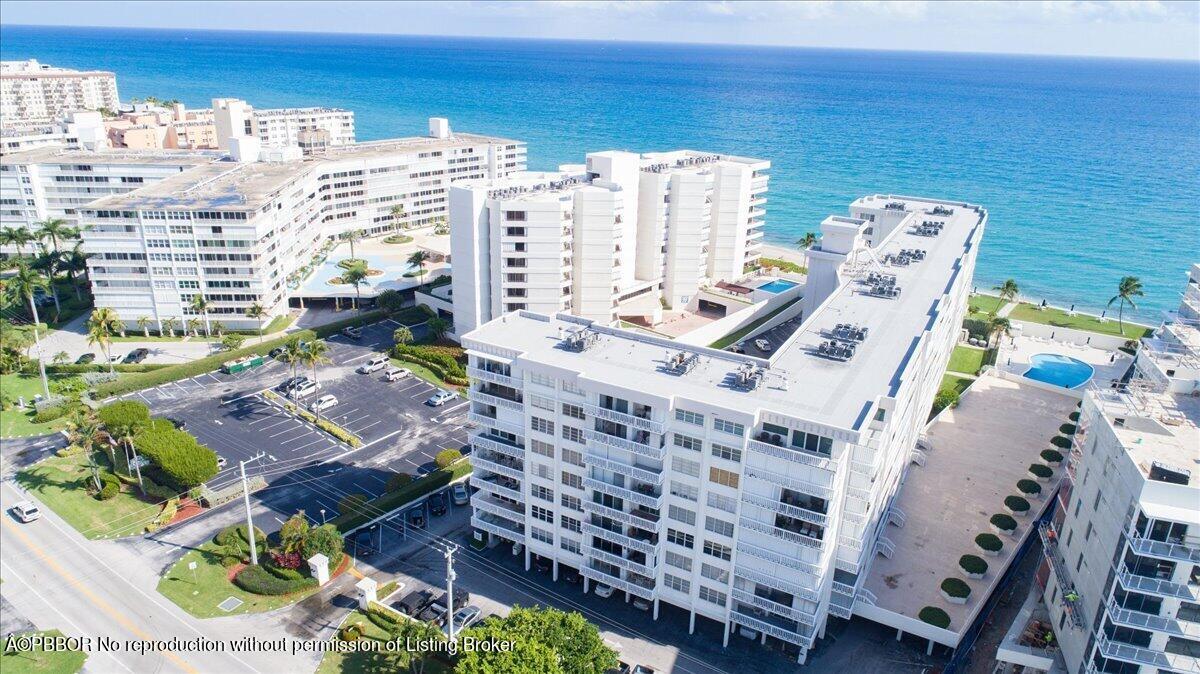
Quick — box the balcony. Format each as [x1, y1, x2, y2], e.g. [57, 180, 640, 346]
[581, 500, 662, 533]
[467, 365, 520, 388]
[474, 476, 524, 503]
[737, 516, 824, 549]
[729, 610, 811, 648]
[1106, 597, 1200, 639]
[472, 514, 524, 542]
[468, 410, 524, 437]
[1096, 632, 1200, 673]
[1125, 526, 1200, 565]
[731, 587, 815, 626]
[747, 438, 838, 471]
[470, 493, 525, 523]
[743, 465, 835, 499]
[471, 454, 525, 481]
[1037, 522, 1084, 629]
[471, 390, 524, 413]
[580, 563, 655, 601]
[736, 541, 821, 578]
[582, 522, 658, 556]
[585, 429, 666, 461]
[1117, 567, 1200, 601]
[734, 567, 820, 604]
[583, 450, 664, 486]
[585, 403, 664, 433]
[583, 477, 664, 510]
[740, 492, 828, 527]
[586, 546, 656, 578]
[469, 433, 525, 460]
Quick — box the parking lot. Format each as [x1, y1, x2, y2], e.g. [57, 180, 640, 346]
[125, 319, 473, 526]
[729, 313, 805, 359]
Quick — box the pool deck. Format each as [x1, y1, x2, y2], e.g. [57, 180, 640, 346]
[996, 334, 1132, 388]
[296, 234, 450, 298]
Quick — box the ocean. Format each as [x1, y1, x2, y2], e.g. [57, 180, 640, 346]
[3, 25, 1197, 318]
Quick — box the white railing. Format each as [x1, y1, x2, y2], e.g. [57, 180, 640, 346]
[1105, 597, 1191, 637]
[831, 581, 855, 596]
[857, 587, 878, 606]
[467, 366, 520, 388]
[582, 523, 658, 556]
[584, 450, 664, 486]
[729, 610, 811, 648]
[473, 478, 524, 503]
[1117, 568, 1199, 601]
[875, 536, 896, 559]
[828, 603, 852, 619]
[740, 492, 829, 526]
[470, 434, 525, 460]
[472, 390, 524, 413]
[470, 494, 525, 522]
[584, 404, 664, 433]
[746, 439, 838, 471]
[739, 516, 824, 550]
[910, 449, 927, 467]
[743, 466, 835, 499]
[579, 564, 655, 601]
[586, 546, 656, 578]
[735, 542, 822, 581]
[731, 587, 816, 625]
[468, 411, 524, 437]
[1125, 526, 1200, 565]
[888, 506, 907, 528]
[585, 429, 666, 460]
[839, 535, 864, 551]
[581, 500, 662, 532]
[733, 567, 820, 604]
[582, 477, 664, 510]
[471, 455, 525, 481]
[1096, 632, 1190, 672]
[471, 515, 523, 542]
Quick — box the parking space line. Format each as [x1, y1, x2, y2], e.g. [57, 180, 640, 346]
[267, 423, 303, 438]
[257, 418, 295, 432]
[205, 373, 222, 383]
[291, 436, 328, 452]
[393, 380, 427, 393]
[342, 352, 374, 364]
[410, 388, 434, 400]
[351, 419, 383, 434]
[222, 390, 267, 406]
[247, 411, 287, 426]
[359, 429, 403, 450]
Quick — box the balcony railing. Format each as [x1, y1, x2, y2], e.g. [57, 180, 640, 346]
[731, 587, 815, 625]
[470, 494, 525, 522]
[583, 477, 664, 510]
[472, 515, 523, 542]
[471, 454, 525, 481]
[1096, 631, 1200, 673]
[736, 541, 822, 581]
[1125, 526, 1200, 565]
[1106, 597, 1200, 638]
[581, 500, 661, 533]
[466, 366, 520, 388]
[729, 610, 810, 648]
[1038, 522, 1084, 629]
[585, 404, 664, 433]
[743, 466, 835, 499]
[582, 522, 657, 556]
[468, 411, 524, 437]
[733, 567, 820, 605]
[586, 546, 656, 578]
[585, 429, 665, 460]
[474, 477, 524, 503]
[746, 438, 838, 472]
[583, 450, 664, 486]
[739, 516, 823, 550]
[1117, 567, 1200, 601]
[472, 390, 524, 413]
[580, 564, 655, 601]
[740, 492, 828, 526]
[470, 433, 525, 460]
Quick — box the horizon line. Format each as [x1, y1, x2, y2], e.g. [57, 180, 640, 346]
[3, 22, 1197, 64]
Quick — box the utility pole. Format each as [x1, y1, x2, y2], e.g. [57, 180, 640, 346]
[240, 453, 267, 565]
[442, 543, 459, 640]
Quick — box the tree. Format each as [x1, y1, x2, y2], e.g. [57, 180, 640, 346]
[52, 350, 70, 365]
[279, 513, 310, 555]
[376, 289, 404, 312]
[5, 226, 35, 257]
[64, 242, 89, 300]
[301, 523, 344, 563]
[30, 249, 62, 317]
[407, 250, 431, 282]
[186, 316, 202, 337]
[221, 333, 246, 351]
[86, 307, 121, 373]
[431, 216, 449, 236]
[993, 279, 1019, 312]
[389, 204, 407, 231]
[245, 303, 267, 340]
[795, 231, 819, 266]
[393, 325, 414, 347]
[300, 340, 332, 405]
[426, 316, 448, 341]
[6, 263, 51, 397]
[435, 448, 462, 469]
[97, 400, 151, 490]
[281, 336, 306, 381]
[987, 316, 1012, 348]
[190, 295, 212, 336]
[68, 409, 104, 491]
[133, 418, 218, 490]
[137, 315, 153, 338]
[456, 622, 562, 674]
[340, 261, 368, 312]
[342, 228, 364, 259]
[161, 316, 178, 338]
[457, 606, 616, 674]
[36, 218, 75, 256]
[212, 320, 226, 338]
[1107, 276, 1144, 334]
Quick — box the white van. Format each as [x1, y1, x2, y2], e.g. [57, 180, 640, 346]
[357, 355, 389, 374]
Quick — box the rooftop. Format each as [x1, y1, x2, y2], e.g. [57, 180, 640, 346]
[0, 146, 220, 166]
[640, 149, 769, 173]
[309, 132, 525, 161]
[1091, 382, 1200, 494]
[85, 159, 315, 212]
[463, 195, 985, 433]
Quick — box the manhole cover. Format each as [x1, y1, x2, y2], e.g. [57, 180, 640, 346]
[218, 597, 243, 612]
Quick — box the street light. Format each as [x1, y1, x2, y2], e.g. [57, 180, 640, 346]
[320, 508, 326, 524]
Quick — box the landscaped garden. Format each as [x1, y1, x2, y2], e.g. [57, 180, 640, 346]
[1007, 303, 1152, 339]
[947, 345, 987, 376]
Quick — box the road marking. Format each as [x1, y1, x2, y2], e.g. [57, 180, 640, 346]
[291, 436, 327, 452]
[352, 419, 383, 434]
[247, 412, 285, 426]
[343, 352, 375, 364]
[214, 420, 223, 425]
[410, 388, 434, 400]
[221, 389, 267, 406]
[268, 454, 277, 461]
[269, 425, 304, 439]
[206, 373, 222, 383]
[434, 401, 470, 420]
[358, 428, 403, 451]
[258, 418, 295, 432]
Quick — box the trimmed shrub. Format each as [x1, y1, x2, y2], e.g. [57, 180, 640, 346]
[1069, 411, 1080, 422]
[97, 400, 151, 429]
[941, 577, 971, 599]
[134, 419, 219, 490]
[386, 472, 413, 492]
[96, 472, 120, 500]
[32, 405, 69, 423]
[365, 605, 400, 632]
[959, 555, 988, 576]
[990, 514, 1018, 532]
[214, 524, 267, 555]
[383, 234, 413, 244]
[1017, 479, 1042, 495]
[1041, 449, 1064, 464]
[392, 344, 467, 385]
[1004, 495, 1030, 512]
[975, 533, 1003, 552]
[1050, 435, 1071, 449]
[435, 448, 463, 469]
[919, 606, 951, 629]
[301, 524, 345, 563]
[931, 389, 960, 416]
[1029, 463, 1053, 479]
[233, 564, 317, 596]
[1059, 423, 1077, 435]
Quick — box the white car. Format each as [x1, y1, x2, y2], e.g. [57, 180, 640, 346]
[593, 583, 615, 598]
[290, 380, 321, 398]
[357, 355, 389, 374]
[451, 482, 470, 506]
[442, 606, 482, 637]
[754, 338, 773, 352]
[427, 389, 456, 406]
[384, 366, 410, 382]
[309, 394, 339, 413]
[10, 500, 41, 523]
[216, 456, 227, 469]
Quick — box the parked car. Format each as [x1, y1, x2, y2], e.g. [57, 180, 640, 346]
[727, 342, 745, 354]
[450, 482, 469, 506]
[593, 583, 615, 599]
[75, 353, 96, 365]
[632, 597, 651, 611]
[10, 500, 40, 523]
[426, 389, 456, 406]
[442, 606, 482, 637]
[123, 348, 149, 364]
[342, 326, 363, 340]
[423, 589, 469, 624]
[216, 455, 227, 469]
[278, 376, 309, 393]
[309, 394, 339, 413]
[561, 568, 582, 585]
[165, 416, 186, 430]
[754, 338, 773, 352]
[396, 589, 434, 617]
[737, 625, 759, 640]
[108, 354, 123, 364]
[406, 505, 426, 529]
[632, 666, 656, 674]
[533, 556, 552, 573]
[428, 491, 448, 516]
[357, 355, 389, 374]
[384, 366, 410, 382]
[290, 380, 321, 398]
[605, 662, 632, 674]
[417, 602, 447, 625]
[353, 529, 375, 557]
[269, 346, 285, 359]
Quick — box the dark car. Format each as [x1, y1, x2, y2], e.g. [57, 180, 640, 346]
[341, 326, 363, 340]
[277, 376, 306, 393]
[395, 589, 434, 617]
[429, 589, 469, 613]
[269, 346, 285, 359]
[353, 529, 375, 557]
[428, 491, 448, 516]
[605, 663, 632, 674]
[165, 416, 186, 430]
[418, 589, 468, 625]
[123, 348, 149, 364]
[416, 602, 447, 625]
[406, 505, 426, 529]
[75, 353, 96, 365]
[533, 555, 552, 573]
[561, 568, 582, 585]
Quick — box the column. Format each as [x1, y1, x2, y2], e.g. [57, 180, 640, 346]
[689, 610, 696, 634]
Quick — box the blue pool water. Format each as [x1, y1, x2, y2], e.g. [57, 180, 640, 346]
[1023, 354, 1094, 389]
[758, 279, 800, 294]
[299, 245, 418, 295]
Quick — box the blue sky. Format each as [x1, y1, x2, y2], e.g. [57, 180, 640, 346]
[2, 0, 1198, 60]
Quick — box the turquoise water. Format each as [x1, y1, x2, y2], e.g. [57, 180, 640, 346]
[757, 279, 800, 294]
[1023, 354, 1095, 389]
[299, 246, 418, 295]
[3, 25, 1196, 316]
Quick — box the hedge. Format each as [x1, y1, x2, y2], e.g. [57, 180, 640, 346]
[1029, 463, 1053, 479]
[23, 362, 169, 376]
[97, 472, 120, 500]
[1059, 423, 1077, 435]
[383, 234, 413, 244]
[233, 563, 318, 596]
[392, 344, 468, 386]
[1017, 479, 1042, 495]
[919, 606, 951, 629]
[1041, 449, 1064, 464]
[275, 397, 363, 447]
[1005, 495, 1030, 512]
[386, 472, 413, 491]
[32, 405, 70, 423]
[941, 577, 971, 598]
[331, 460, 472, 532]
[975, 533, 1003, 552]
[959, 555, 988, 575]
[1050, 435, 1072, 449]
[990, 514, 1018, 531]
[214, 524, 267, 556]
[435, 448, 463, 469]
[92, 329, 319, 398]
[134, 418, 219, 490]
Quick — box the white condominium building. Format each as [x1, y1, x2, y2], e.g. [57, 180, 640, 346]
[212, 98, 356, 154]
[78, 118, 525, 330]
[451, 149, 769, 336]
[1036, 263, 1200, 674]
[461, 195, 986, 663]
[1, 60, 121, 126]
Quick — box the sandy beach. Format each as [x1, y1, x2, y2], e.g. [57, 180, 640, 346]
[760, 242, 810, 269]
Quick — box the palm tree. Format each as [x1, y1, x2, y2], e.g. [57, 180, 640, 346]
[795, 231, 819, 267]
[9, 226, 35, 258]
[1107, 276, 1144, 334]
[36, 218, 75, 256]
[281, 336, 306, 381]
[137, 316, 152, 338]
[106, 412, 146, 493]
[64, 242, 89, 300]
[342, 228, 363, 260]
[987, 316, 1012, 348]
[87, 307, 121, 374]
[186, 316, 202, 337]
[30, 250, 62, 317]
[52, 351, 70, 365]
[393, 325, 414, 347]
[69, 411, 104, 491]
[407, 250, 431, 283]
[190, 294, 212, 336]
[300, 340, 331, 415]
[6, 263, 51, 397]
[161, 316, 178, 338]
[340, 262, 368, 312]
[245, 303, 267, 341]
[211, 320, 226, 338]
[389, 204, 407, 232]
[427, 317, 448, 341]
[0, 228, 18, 257]
[993, 279, 1019, 313]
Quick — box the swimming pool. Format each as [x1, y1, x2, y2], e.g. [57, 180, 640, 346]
[1023, 353, 1094, 389]
[757, 279, 799, 294]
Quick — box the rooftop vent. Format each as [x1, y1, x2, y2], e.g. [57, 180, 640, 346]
[930, 205, 954, 216]
[831, 323, 869, 342]
[816, 339, 859, 362]
[732, 362, 766, 391]
[913, 220, 944, 237]
[863, 272, 901, 299]
[883, 248, 927, 267]
[663, 350, 700, 375]
[562, 328, 600, 352]
[884, 201, 907, 211]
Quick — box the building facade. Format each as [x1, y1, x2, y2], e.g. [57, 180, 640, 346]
[1, 60, 121, 126]
[212, 98, 355, 154]
[461, 196, 986, 663]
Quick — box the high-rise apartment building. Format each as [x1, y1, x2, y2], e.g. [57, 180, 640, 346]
[450, 150, 769, 336]
[1032, 263, 1199, 674]
[212, 98, 356, 154]
[1, 60, 121, 126]
[461, 195, 986, 663]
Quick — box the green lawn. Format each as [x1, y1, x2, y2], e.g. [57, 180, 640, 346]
[947, 345, 987, 375]
[13, 453, 165, 539]
[157, 542, 326, 618]
[1, 629, 87, 674]
[709, 297, 801, 349]
[262, 313, 296, 335]
[389, 357, 462, 393]
[317, 611, 452, 674]
[968, 293, 1008, 320]
[1007, 304, 1151, 339]
[0, 374, 73, 438]
[940, 373, 975, 397]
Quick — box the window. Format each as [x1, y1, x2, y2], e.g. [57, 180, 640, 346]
[562, 448, 584, 467]
[669, 481, 698, 501]
[672, 456, 700, 478]
[531, 417, 555, 435]
[668, 505, 696, 526]
[561, 471, 582, 490]
[790, 430, 834, 456]
[1085, 523, 1093, 541]
[709, 467, 739, 489]
[531, 528, 553, 544]
[533, 463, 552, 480]
[675, 409, 704, 426]
[1092, 491, 1102, 511]
[705, 517, 734, 538]
[665, 550, 692, 571]
[707, 492, 737, 514]
[561, 515, 581, 533]
[561, 538, 581, 555]
[529, 372, 555, 388]
[713, 419, 744, 437]
[1075, 552, 1084, 572]
[1074, 498, 1082, 518]
[711, 444, 742, 463]
[530, 394, 555, 411]
[531, 438, 555, 458]
[560, 494, 582, 512]
[532, 505, 554, 523]
[703, 540, 732, 561]
[698, 586, 727, 607]
[561, 425, 585, 444]
[532, 485, 553, 502]
[664, 574, 690, 593]
[562, 403, 586, 420]
[673, 433, 702, 452]
[701, 563, 729, 583]
[667, 529, 694, 548]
